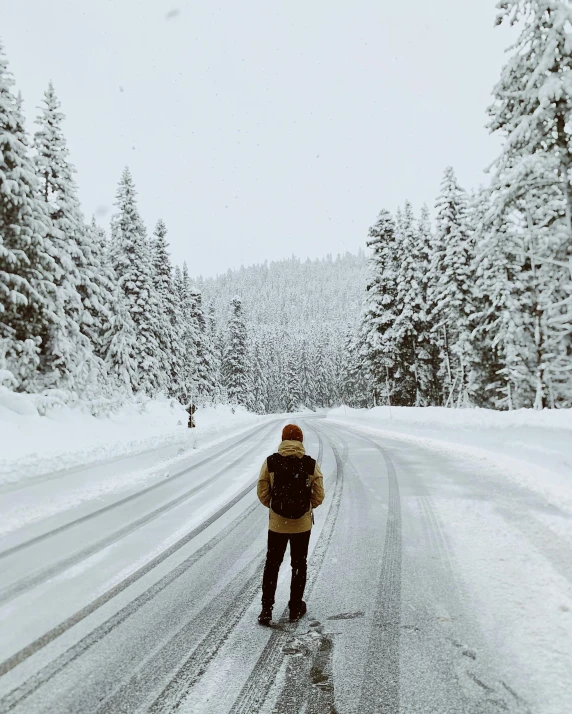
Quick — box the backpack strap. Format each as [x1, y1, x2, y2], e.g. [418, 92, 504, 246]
[302, 455, 316, 475]
[266, 453, 279, 473]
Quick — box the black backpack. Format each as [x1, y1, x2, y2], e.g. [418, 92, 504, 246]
[267, 453, 316, 519]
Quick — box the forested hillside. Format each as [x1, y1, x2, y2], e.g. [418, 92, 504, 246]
[196, 254, 367, 412]
[198, 253, 366, 330]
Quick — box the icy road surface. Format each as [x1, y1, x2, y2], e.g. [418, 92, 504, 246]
[0, 417, 571, 713]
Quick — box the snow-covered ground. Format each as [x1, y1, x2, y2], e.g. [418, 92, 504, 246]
[321, 411, 572, 713]
[1, 405, 572, 713]
[0, 392, 275, 540]
[0, 388, 265, 487]
[327, 405, 572, 515]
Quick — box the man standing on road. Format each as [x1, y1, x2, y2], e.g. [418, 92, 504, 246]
[257, 424, 325, 626]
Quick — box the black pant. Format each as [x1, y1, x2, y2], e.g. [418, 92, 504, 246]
[261, 530, 311, 610]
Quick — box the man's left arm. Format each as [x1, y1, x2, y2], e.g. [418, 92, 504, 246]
[310, 462, 325, 508]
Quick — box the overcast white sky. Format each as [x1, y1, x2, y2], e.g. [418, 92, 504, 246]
[3, 1, 514, 277]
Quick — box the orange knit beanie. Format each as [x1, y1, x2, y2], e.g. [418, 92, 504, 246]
[282, 424, 303, 442]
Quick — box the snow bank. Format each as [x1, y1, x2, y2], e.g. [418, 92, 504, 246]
[0, 387, 263, 486]
[329, 405, 572, 430]
[327, 405, 572, 513]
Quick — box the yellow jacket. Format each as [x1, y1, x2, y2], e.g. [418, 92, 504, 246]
[257, 440, 325, 533]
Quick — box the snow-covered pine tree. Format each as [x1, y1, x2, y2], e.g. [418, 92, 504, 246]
[222, 296, 250, 407]
[309, 325, 337, 408]
[183, 263, 200, 400]
[261, 326, 285, 413]
[0, 47, 55, 387]
[92, 216, 138, 394]
[360, 209, 399, 406]
[465, 188, 508, 408]
[429, 167, 474, 406]
[102, 281, 139, 395]
[206, 301, 224, 403]
[151, 219, 183, 397]
[34, 82, 107, 394]
[482, 0, 572, 408]
[86, 218, 116, 359]
[339, 327, 371, 408]
[174, 262, 199, 402]
[299, 335, 315, 409]
[110, 167, 166, 395]
[303, 340, 320, 409]
[392, 201, 424, 405]
[338, 329, 355, 407]
[417, 204, 442, 404]
[285, 342, 303, 412]
[189, 285, 218, 402]
[249, 330, 268, 414]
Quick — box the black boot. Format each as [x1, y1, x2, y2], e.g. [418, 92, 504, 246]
[258, 606, 272, 626]
[289, 600, 307, 622]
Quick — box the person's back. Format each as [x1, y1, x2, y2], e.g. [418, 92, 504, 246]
[256, 423, 324, 626]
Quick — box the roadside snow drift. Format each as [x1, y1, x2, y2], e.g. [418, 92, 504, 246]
[0, 388, 264, 486]
[328, 406, 572, 514]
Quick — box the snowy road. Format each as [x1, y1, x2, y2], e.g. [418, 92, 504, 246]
[1, 417, 571, 713]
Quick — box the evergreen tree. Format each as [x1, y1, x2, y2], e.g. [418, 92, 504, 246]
[339, 327, 371, 408]
[0, 47, 54, 387]
[263, 327, 285, 413]
[285, 343, 302, 412]
[308, 326, 337, 408]
[482, 0, 572, 408]
[188, 286, 218, 402]
[430, 167, 474, 406]
[249, 330, 268, 414]
[86, 218, 116, 359]
[34, 82, 105, 394]
[360, 209, 399, 405]
[110, 167, 165, 395]
[151, 220, 182, 397]
[299, 335, 316, 409]
[180, 262, 200, 400]
[393, 201, 423, 405]
[417, 204, 442, 404]
[206, 301, 223, 403]
[103, 282, 139, 394]
[223, 296, 250, 406]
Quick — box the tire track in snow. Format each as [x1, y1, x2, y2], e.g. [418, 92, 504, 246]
[142, 560, 267, 714]
[0, 423, 277, 605]
[0, 446, 272, 690]
[97, 553, 268, 714]
[0, 496, 264, 712]
[336, 424, 534, 714]
[226, 422, 345, 714]
[0, 420, 279, 561]
[323, 421, 403, 714]
[304, 420, 324, 466]
[414, 488, 533, 712]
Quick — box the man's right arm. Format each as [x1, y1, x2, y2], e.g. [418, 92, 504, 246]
[257, 459, 271, 507]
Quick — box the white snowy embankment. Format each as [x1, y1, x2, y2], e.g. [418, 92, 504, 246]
[0, 387, 265, 487]
[327, 406, 572, 514]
